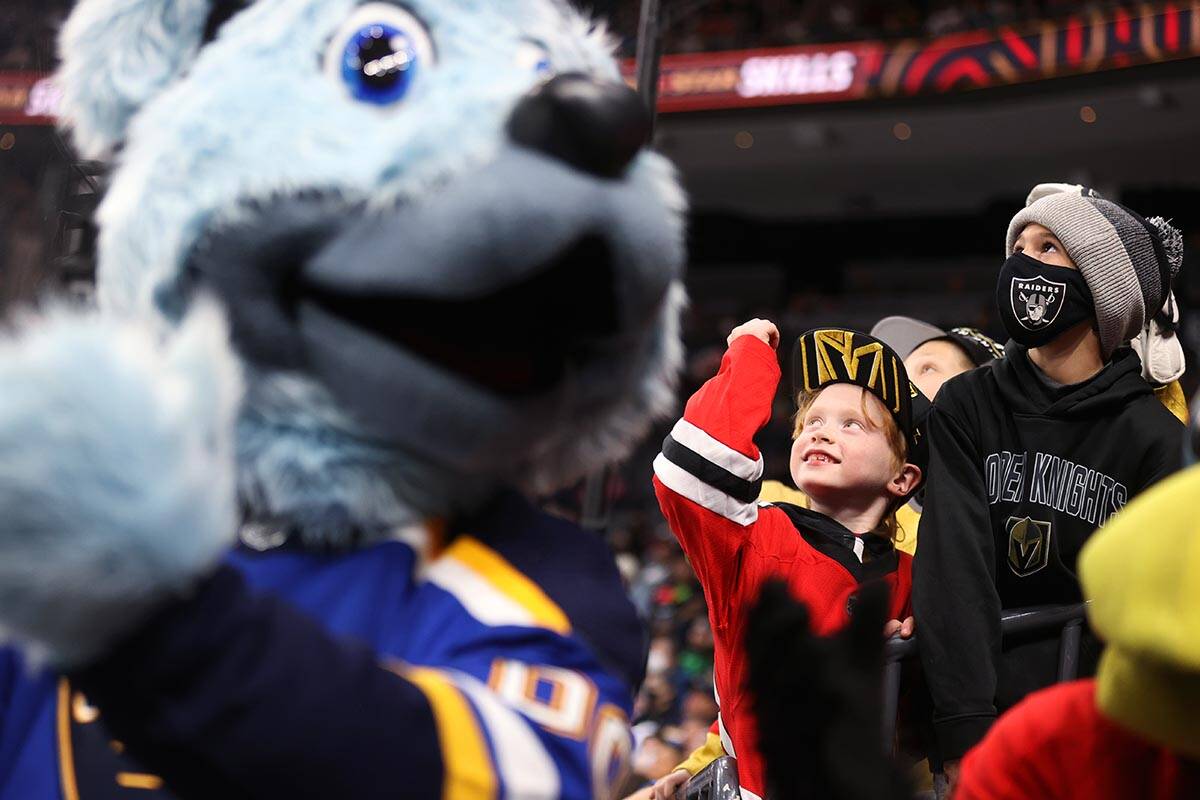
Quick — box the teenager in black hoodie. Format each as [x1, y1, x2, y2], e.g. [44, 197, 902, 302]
[913, 183, 1186, 791]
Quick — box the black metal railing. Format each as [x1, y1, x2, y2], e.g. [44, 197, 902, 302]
[880, 602, 1088, 750]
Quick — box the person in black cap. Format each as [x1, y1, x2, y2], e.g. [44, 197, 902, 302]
[871, 317, 1004, 402]
[652, 318, 928, 800]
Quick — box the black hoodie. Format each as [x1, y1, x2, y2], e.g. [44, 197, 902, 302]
[913, 342, 1182, 762]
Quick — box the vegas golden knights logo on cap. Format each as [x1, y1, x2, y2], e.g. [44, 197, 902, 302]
[794, 329, 906, 417]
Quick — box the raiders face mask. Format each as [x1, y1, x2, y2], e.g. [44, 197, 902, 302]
[996, 252, 1095, 347]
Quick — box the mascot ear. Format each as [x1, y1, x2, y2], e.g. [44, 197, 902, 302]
[56, 0, 245, 158]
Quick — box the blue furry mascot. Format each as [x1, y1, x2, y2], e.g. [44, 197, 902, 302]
[0, 1, 686, 798]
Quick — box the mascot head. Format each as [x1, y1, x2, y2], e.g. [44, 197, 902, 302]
[55, 0, 687, 543]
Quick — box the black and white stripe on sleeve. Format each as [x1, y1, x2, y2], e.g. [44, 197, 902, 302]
[652, 418, 764, 525]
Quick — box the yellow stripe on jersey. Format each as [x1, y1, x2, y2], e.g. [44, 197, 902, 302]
[404, 666, 498, 800]
[445, 537, 572, 635]
[56, 680, 81, 800]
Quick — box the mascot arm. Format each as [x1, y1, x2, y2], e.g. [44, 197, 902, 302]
[74, 564, 591, 800]
[72, 564, 446, 800]
[652, 335, 779, 621]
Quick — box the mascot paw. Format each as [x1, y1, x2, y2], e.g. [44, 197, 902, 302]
[747, 581, 913, 800]
[0, 300, 241, 666]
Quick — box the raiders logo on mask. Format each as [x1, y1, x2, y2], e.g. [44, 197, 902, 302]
[1006, 516, 1052, 577]
[1010, 275, 1065, 331]
[996, 253, 1096, 348]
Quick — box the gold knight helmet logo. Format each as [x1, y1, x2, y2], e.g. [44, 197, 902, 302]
[799, 329, 902, 413]
[1006, 516, 1052, 577]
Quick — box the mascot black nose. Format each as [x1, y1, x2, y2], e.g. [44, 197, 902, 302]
[507, 73, 651, 179]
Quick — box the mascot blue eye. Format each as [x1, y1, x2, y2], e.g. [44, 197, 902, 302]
[341, 24, 418, 104]
[325, 4, 436, 107]
[515, 40, 554, 79]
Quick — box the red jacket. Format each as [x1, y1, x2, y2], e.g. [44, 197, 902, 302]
[958, 679, 1200, 800]
[653, 335, 912, 800]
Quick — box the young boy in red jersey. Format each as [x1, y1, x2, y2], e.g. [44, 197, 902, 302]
[652, 319, 927, 800]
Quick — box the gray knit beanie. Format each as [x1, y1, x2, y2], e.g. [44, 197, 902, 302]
[1005, 183, 1184, 359]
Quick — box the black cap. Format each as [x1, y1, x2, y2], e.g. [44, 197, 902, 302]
[792, 328, 930, 491]
[870, 316, 1002, 368]
[944, 327, 1004, 367]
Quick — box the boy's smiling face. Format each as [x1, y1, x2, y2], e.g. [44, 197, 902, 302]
[789, 383, 908, 507]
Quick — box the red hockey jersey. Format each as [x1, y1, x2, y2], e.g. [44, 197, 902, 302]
[653, 335, 912, 800]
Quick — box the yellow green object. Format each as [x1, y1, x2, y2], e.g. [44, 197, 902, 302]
[1080, 463, 1200, 759]
[1154, 380, 1188, 424]
[674, 731, 724, 776]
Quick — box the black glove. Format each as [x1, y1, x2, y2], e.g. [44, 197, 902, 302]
[745, 580, 913, 800]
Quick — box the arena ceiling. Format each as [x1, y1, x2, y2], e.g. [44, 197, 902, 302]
[659, 64, 1200, 219]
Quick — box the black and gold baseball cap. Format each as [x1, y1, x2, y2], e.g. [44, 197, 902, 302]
[792, 328, 930, 477]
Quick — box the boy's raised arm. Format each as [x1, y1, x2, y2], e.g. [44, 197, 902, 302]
[652, 321, 780, 617]
[913, 398, 1002, 765]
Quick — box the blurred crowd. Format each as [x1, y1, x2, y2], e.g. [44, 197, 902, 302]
[608, 1, 1124, 55]
[0, 1, 1139, 68]
[0, 171, 47, 314]
[0, 0, 70, 71]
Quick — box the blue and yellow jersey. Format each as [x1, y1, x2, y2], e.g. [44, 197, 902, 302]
[0, 493, 643, 800]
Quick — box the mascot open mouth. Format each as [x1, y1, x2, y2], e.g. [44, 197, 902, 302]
[186, 173, 631, 398]
[300, 233, 619, 395]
